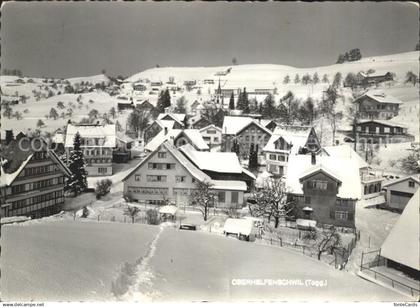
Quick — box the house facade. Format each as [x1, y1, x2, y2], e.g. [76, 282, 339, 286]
[222, 116, 272, 159]
[1, 138, 71, 218]
[123, 142, 248, 207]
[382, 175, 420, 211]
[264, 127, 321, 176]
[353, 120, 414, 145]
[65, 124, 116, 176]
[199, 125, 222, 147]
[144, 129, 209, 152]
[286, 154, 361, 229]
[353, 92, 402, 120]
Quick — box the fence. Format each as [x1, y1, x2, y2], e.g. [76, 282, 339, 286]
[360, 249, 419, 298]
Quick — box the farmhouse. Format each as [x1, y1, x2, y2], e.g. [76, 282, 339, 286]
[136, 100, 154, 112]
[264, 126, 321, 176]
[382, 175, 419, 211]
[357, 71, 394, 87]
[353, 91, 402, 120]
[122, 141, 249, 207]
[286, 153, 361, 229]
[114, 132, 135, 163]
[0, 137, 71, 218]
[222, 116, 272, 158]
[65, 123, 116, 176]
[157, 112, 186, 127]
[144, 128, 209, 152]
[352, 119, 415, 145]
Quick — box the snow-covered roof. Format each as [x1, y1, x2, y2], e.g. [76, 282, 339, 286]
[222, 116, 253, 135]
[116, 132, 135, 144]
[0, 154, 33, 187]
[381, 190, 419, 271]
[285, 154, 362, 199]
[155, 119, 176, 129]
[263, 132, 307, 154]
[179, 144, 243, 174]
[323, 144, 369, 169]
[157, 113, 186, 125]
[144, 129, 209, 152]
[65, 124, 116, 148]
[199, 124, 222, 133]
[52, 132, 65, 144]
[223, 218, 254, 236]
[159, 205, 178, 215]
[382, 174, 420, 188]
[357, 119, 407, 129]
[123, 142, 246, 191]
[357, 91, 403, 105]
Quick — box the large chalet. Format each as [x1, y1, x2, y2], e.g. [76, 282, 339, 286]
[1, 137, 71, 218]
[353, 91, 402, 120]
[122, 141, 254, 207]
[352, 119, 414, 145]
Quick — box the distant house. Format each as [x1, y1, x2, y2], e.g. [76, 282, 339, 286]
[133, 83, 147, 91]
[51, 128, 66, 155]
[247, 88, 275, 96]
[215, 88, 241, 98]
[191, 117, 212, 129]
[143, 119, 179, 144]
[114, 132, 135, 163]
[352, 119, 414, 145]
[357, 71, 394, 87]
[150, 81, 163, 87]
[222, 116, 272, 159]
[122, 141, 250, 207]
[379, 190, 419, 280]
[382, 175, 420, 211]
[353, 91, 402, 120]
[286, 153, 361, 229]
[199, 124, 222, 147]
[203, 79, 214, 84]
[65, 124, 116, 176]
[157, 113, 186, 127]
[183, 80, 196, 87]
[0, 137, 71, 219]
[117, 98, 135, 112]
[190, 100, 201, 116]
[144, 128, 209, 153]
[136, 100, 154, 112]
[263, 126, 321, 176]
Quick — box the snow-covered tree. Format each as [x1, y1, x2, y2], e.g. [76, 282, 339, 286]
[405, 71, 418, 86]
[49, 107, 59, 120]
[303, 227, 342, 260]
[174, 96, 187, 114]
[189, 180, 216, 222]
[283, 75, 290, 84]
[332, 72, 342, 88]
[127, 109, 150, 138]
[312, 72, 320, 84]
[65, 132, 88, 195]
[109, 107, 116, 119]
[156, 89, 171, 113]
[249, 177, 294, 228]
[322, 74, 329, 83]
[294, 74, 300, 84]
[124, 205, 140, 224]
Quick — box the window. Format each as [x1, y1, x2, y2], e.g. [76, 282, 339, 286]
[146, 175, 167, 182]
[207, 130, 216, 134]
[192, 178, 196, 184]
[278, 155, 286, 162]
[305, 196, 311, 204]
[245, 136, 250, 141]
[335, 211, 348, 220]
[214, 137, 219, 142]
[408, 181, 415, 188]
[218, 191, 225, 202]
[135, 175, 141, 181]
[231, 191, 238, 204]
[269, 154, 277, 160]
[308, 180, 328, 190]
[158, 152, 167, 159]
[148, 163, 175, 170]
[176, 176, 186, 183]
[98, 167, 107, 174]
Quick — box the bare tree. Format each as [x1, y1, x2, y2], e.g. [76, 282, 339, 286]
[249, 177, 294, 228]
[124, 205, 140, 223]
[128, 109, 151, 138]
[303, 227, 342, 260]
[189, 180, 216, 222]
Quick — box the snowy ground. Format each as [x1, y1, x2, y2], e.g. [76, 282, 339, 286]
[1, 220, 409, 302]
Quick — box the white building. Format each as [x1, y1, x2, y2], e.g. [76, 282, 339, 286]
[199, 124, 222, 147]
[122, 141, 248, 207]
[65, 124, 116, 176]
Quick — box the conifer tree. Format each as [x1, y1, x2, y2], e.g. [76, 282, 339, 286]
[229, 92, 235, 110]
[65, 132, 88, 195]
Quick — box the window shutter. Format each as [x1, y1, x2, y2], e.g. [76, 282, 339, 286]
[330, 210, 335, 219]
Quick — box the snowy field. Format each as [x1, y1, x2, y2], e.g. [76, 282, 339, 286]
[1, 220, 409, 302]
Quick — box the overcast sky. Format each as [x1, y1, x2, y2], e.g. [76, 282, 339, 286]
[1, 2, 418, 78]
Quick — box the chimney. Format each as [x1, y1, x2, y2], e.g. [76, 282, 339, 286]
[164, 127, 168, 135]
[5, 130, 14, 145]
[311, 152, 316, 165]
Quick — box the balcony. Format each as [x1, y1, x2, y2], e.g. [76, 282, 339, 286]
[361, 173, 384, 183]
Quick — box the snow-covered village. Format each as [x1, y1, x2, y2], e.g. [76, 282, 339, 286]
[0, 2, 419, 305]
